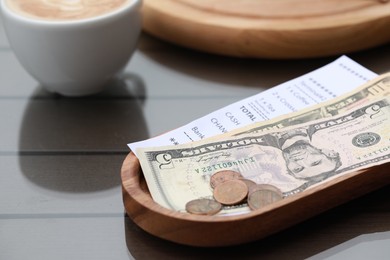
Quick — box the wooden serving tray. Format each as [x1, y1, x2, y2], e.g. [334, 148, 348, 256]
[142, 0, 390, 58]
[121, 152, 390, 247]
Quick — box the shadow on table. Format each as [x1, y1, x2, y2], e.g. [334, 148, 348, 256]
[124, 185, 390, 259]
[138, 33, 390, 89]
[18, 73, 149, 192]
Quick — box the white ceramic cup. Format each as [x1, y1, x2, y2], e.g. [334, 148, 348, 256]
[1, 0, 142, 96]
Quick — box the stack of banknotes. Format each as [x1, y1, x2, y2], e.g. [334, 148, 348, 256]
[135, 72, 390, 216]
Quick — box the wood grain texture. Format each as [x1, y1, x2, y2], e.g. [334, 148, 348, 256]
[121, 152, 390, 247]
[142, 0, 390, 58]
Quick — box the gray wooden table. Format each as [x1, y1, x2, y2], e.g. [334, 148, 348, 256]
[1, 16, 389, 260]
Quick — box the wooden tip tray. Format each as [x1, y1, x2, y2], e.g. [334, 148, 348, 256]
[121, 152, 389, 247]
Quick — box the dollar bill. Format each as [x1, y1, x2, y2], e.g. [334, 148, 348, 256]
[225, 72, 390, 137]
[137, 97, 390, 214]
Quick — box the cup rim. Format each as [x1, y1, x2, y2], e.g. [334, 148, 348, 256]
[1, 0, 141, 26]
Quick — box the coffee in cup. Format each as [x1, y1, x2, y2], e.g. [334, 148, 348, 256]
[5, 0, 130, 21]
[1, 0, 142, 96]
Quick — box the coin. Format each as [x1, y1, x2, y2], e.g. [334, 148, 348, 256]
[185, 198, 222, 215]
[213, 179, 248, 205]
[210, 170, 242, 188]
[247, 184, 283, 210]
[238, 178, 257, 193]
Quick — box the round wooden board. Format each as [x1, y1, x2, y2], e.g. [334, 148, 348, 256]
[121, 152, 390, 247]
[142, 0, 390, 59]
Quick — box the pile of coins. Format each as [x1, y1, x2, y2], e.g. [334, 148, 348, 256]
[185, 170, 284, 216]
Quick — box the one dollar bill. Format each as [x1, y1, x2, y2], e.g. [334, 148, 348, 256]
[137, 97, 390, 214]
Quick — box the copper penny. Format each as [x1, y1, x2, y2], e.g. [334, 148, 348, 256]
[185, 198, 222, 215]
[248, 184, 283, 210]
[239, 178, 257, 193]
[210, 170, 242, 188]
[213, 179, 248, 205]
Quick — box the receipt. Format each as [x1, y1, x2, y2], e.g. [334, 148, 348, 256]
[129, 56, 377, 155]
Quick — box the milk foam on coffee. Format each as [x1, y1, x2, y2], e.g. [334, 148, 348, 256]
[6, 0, 130, 21]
